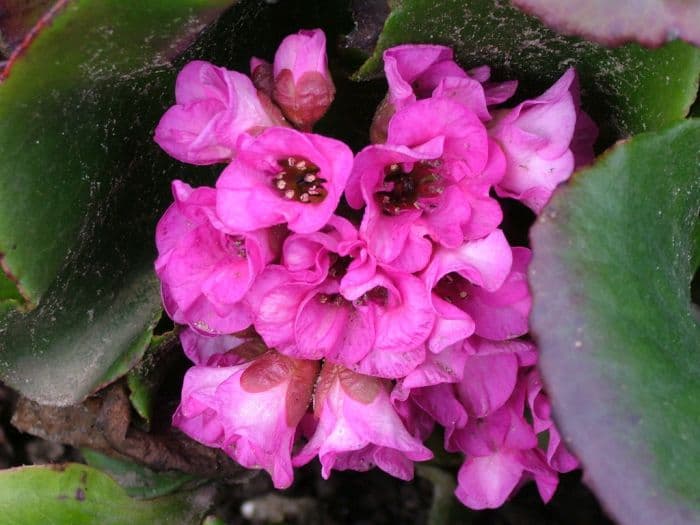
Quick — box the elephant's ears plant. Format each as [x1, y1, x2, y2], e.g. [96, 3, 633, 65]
[0, 1, 697, 523]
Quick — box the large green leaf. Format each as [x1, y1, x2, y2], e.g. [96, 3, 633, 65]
[511, 0, 700, 47]
[530, 119, 700, 524]
[0, 0, 232, 304]
[0, 463, 210, 524]
[0, 1, 232, 404]
[0, 0, 353, 405]
[357, 0, 700, 146]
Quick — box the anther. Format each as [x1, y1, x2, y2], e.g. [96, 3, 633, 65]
[276, 179, 287, 190]
[285, 189, 295, 199]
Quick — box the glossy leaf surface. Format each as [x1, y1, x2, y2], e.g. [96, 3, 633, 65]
[530, 119, 700, 525]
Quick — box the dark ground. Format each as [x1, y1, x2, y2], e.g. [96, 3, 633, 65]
[0, 380, 615, 524]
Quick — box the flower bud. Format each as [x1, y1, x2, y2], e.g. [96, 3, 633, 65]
[272, 29, 335, 131]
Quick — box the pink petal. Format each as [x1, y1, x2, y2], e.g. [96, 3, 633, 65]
[455, 451, 524, 509]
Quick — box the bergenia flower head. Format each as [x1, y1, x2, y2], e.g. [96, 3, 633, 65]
[154, 60, 286, 165]
[153, 34, 592, 509]
[216, 127, 353, 234]
[272, 29, 336, 131]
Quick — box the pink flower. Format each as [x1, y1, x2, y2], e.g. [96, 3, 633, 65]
[490, 68, 597, 213]
[155, 180, 278, 335]
[216, 127, 353, 234]
[250, 217, 435, 378]
[173, 351, 319, 489]
[272, 29, 335, 130]
[293, 363, 432, 480]
[179, 327, 267, 367]
[450, 388, 558, 509]
[399, 338, 535, 440]
[154, 60, 286, 165]
[369, 44, 517, 141]
[346, 99, 497, 271]
[427, 245, 531, 344]
[421, 230, 513, 352]
[456, 342, 521, 418]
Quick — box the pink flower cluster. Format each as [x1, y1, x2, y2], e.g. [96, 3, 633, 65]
[154, 30, 596, 509]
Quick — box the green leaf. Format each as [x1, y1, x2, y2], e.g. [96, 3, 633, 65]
[0, 463, 210, 524]
[0, 1, 233, 406]
[530, 119, 700, 525]
[126, 331, 178, 424]
[81, 449, 197, 499]
[357, 0, 700, 146]
[0, 0, 354, 405]
[0, 271, 22, 303]
[511, 0, 700, 47]
[0, 0, 232, 304]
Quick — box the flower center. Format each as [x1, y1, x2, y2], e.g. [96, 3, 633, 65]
[353, 286, 389, 308]
[328, 255, 352, 277]
[435, 272, 469, 304]
[224, 234, 247, 259]
[273, 156, 327, 203]
[317, 293, 347, 306]
[376, 160, 444, 216]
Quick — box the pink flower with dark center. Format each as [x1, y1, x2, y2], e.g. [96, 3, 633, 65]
[173, 351, 319, 489]
[450, 387, 558, 509]
[426, 245, 531, 344]
[155, 180, 278, 335]
[421, 230, 513, 353]
[490, 68, 597, 213]
[249, 216, 435, 378]
[346, 99, 497, 272]
[154, 60, 286, 165]
[180, 327, 268, 367]
[272, 29, 335, 130]
[216, 127, 353, 234]
[293, 363, 432, 480]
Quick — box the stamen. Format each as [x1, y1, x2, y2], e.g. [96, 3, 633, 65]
[375, 159, 444, 216]
[272, 156, 327, 203]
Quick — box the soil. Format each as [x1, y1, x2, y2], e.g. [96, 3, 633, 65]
[1, 379, 615, 524]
